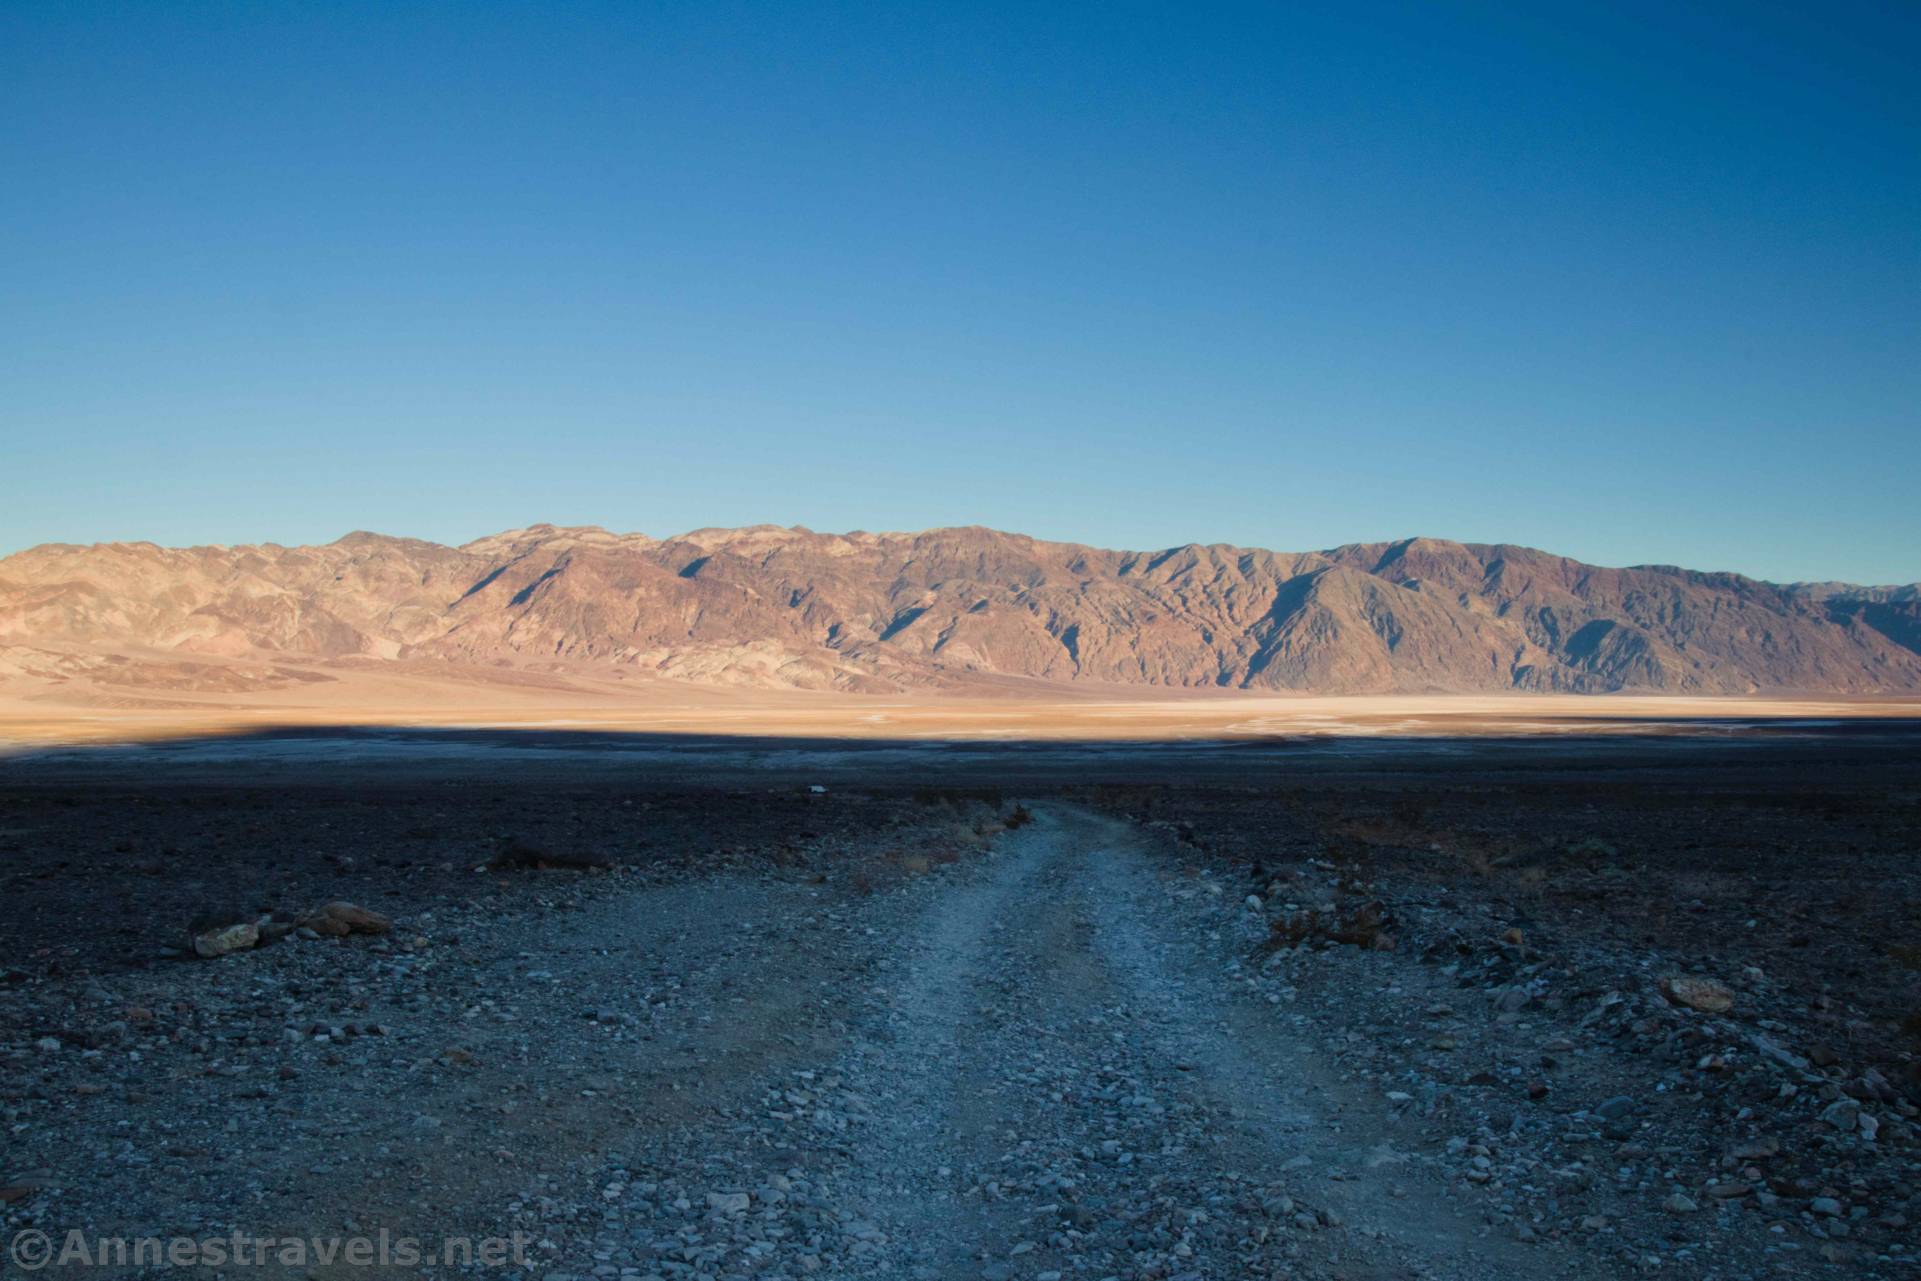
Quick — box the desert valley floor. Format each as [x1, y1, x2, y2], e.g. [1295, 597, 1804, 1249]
[1, 698, 1918, 1279]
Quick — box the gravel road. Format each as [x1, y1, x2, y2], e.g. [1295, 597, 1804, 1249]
[549, 804, 1581, 1281]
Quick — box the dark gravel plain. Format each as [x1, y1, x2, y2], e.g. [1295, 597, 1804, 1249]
[1, 723, 1917, 1279]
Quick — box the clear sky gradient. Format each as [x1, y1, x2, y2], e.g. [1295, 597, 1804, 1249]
[3, 2, 1916, 583]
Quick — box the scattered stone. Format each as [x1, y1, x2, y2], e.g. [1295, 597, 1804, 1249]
[8, 787, 1912, 1281]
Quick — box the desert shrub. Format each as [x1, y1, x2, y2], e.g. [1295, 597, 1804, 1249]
[912, 787, 1006, 810]
[1266, 900, 1395, 952]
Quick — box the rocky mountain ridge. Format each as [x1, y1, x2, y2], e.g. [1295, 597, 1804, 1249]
[2, 524, 1917, 695]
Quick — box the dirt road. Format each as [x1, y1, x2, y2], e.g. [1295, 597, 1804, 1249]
[537, 805, 1578, 1280]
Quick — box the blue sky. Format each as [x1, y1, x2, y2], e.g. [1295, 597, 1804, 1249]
[3, 2, 1916, 583]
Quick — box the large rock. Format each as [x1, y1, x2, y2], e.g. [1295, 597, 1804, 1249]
[1594, 1095, 1635, 1121]
[1660, 976, 1733, 1013]
[189, 920, 260, 958]
[1820, 1099, 1861, 1131]
[297, 901, 393, 937]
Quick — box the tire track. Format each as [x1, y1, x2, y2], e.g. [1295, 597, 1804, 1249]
[1068, 802, 1601, 1280]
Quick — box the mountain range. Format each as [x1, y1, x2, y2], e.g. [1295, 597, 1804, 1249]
[2, 524, 1918, 698]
